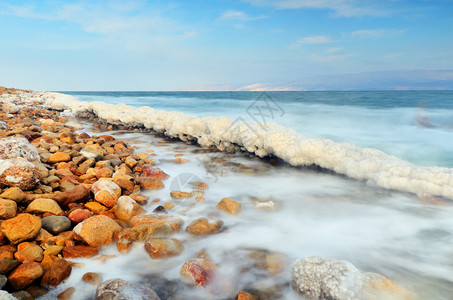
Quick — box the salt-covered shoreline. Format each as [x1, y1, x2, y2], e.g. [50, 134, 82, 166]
[0, 87, 419, 299]
[40, 90, 453, 201]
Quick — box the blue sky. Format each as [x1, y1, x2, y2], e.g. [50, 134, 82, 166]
[1, 0, 453, 90]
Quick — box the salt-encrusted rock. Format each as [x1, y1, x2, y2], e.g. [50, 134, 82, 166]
[0, 187, 25, 202]
[26, 198, 63, 215]
[95, 278, 160, 300]
[115, 196, 145, 221]
[0, 199, 17, 219]
[0, 290, 16, 300]
[40, 258, 71, 286]
[290, 256, 414, 300]
[144, 238, 184, 259]
[74, 215, 122, 247]
[0, 213, 41, 244]
[186, 218, 223, 235]
[41, 216, 71, 235]
[62, 245, 100, 258]
[216, 197, 241, 215]
[14, 242, 44, 262]
[91, 178, 121, 208]
[8, 262, 43, 290]
[0, 158, 40, 190]
[0, 137, 39, 161]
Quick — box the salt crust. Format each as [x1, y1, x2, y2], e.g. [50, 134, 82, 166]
[14, 90, 450, 201]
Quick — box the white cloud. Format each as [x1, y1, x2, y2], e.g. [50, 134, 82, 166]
[351, 29, 405, 38]
[244, 0, 388, 17]
[219, 9, 266, 21]
[292, 35, 332, 48]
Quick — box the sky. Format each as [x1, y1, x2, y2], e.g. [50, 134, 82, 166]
[1, 0, 453, 91]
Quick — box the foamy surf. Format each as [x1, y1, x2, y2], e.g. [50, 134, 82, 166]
[43, 92, 453, 200]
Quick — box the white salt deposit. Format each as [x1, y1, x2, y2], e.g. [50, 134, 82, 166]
[42, 92, 453, 200]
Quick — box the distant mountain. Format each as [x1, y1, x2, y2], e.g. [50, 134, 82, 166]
[293, 70, 453, 91]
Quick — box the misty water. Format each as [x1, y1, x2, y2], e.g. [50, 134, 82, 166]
[43, 91, 453, 299]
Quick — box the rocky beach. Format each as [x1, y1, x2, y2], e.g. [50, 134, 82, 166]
[0, 87, 420, 299]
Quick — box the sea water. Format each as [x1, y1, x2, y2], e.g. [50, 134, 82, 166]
[42, 91, 453, 299]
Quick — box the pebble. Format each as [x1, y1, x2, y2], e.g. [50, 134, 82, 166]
[186, 218, 224, 235]
[42, 216, 72, 235]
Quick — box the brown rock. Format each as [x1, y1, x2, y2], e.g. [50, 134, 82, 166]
[170, 191, 193, 199]
[59, 132, 76, 144]
[34, 229, 53, 243]
[130, 214, 183, 231]
[129, 194, 149, 205]
[52, 185, 90, 206]
[26, 198, 63, 215]
[82, 272, 102, 285]
[14, 242, 44, 262]
[144, 238, 184, 259]
[57, 287, 75, 300]
[117, 224, 175, 254]
[48, 152, 71, 164]
[236, 291, 257, 300]
[73, 215, 122, 247]
[112, 172, 135, 191]
[40, 254, 58, 270]
[216, 198, 242, 215]
[0, 199, 17, 219]
[0, 187, 25, 202]
[41, 259, 71, 286]
[136, 177, 164, 190]
[186, 218, 223, 235]
[95, 167, 113, 179]
[124, 156, 137, 169]
[81, 144, 104, 160]
[85, 202, 108, 214]
[140, 166, 169, 180]
[68, 208, 92, 224]
[25, 285, 49, 299]
[115, 196, 145, 221]
[0, 258, 21, 274]
[8, 262, 44, 290]
[91, 179, 121, 208]
[62, 245, 100, 258]
[0, 213, 41, 244]
[43, 245, 64, 256]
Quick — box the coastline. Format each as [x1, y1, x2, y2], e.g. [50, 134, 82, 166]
[0, 87, 430, 299]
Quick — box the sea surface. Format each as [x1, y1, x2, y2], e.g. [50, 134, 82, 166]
[50, 91, 453, 299]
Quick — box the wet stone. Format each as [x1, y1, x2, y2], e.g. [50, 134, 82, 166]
[42, 216, 71, 235]
[95, 278, 160, 300]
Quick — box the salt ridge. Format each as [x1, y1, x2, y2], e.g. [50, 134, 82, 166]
[42, 92, 453, 200]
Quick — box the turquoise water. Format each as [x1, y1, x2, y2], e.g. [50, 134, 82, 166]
[62, 90, 453, 167]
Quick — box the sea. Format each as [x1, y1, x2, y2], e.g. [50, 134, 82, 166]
[46, 90, 453, 299]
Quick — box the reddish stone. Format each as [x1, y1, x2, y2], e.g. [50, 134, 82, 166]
[68, 209, 92, 224]
[52, 185, 90, 206]
[8, 262, 44, 290]
[62, 245, 100, 258]
[140, 166, 169, 180]
[136, 177, 164, 190]
[41, 259, 71, 286]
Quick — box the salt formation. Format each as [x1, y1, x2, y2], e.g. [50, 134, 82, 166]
[0, 137, 41, 190]
[291, 256, 414, 300]
[42, 92, 453, 200]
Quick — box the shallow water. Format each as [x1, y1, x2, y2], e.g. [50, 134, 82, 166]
[39, 122, 453, 299]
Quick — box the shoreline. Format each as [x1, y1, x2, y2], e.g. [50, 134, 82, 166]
[0, 87, 422, 299]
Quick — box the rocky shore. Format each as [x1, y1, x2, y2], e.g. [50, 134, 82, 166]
[0, 87, 415, 300]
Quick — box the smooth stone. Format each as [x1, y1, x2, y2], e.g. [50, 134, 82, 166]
[82, 272, 103, 286]
[68, 208, 92, 224]
[144, 238, 184, 259]
[47, 152, 71, 163]
[52, 185, 90, 206]
[130, 214, 183, 232]
[136, 177, 164, 190]
[62, 245, 100, 259]
[73, 215, 122, 247]
[115, 196, 145, 221]
[41, 259, 72, 286]
[186, 218, 223, 235]
[0, 258, 21, 274]
[0, 187, 25, 202]
[91, 179, 121, 208]
[14, 242, 44, 262]
[216, 197, 242, 215]
[26, 198, 63, 215]
[94, 278, 160, 300]
[42, 216, 71, 235]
